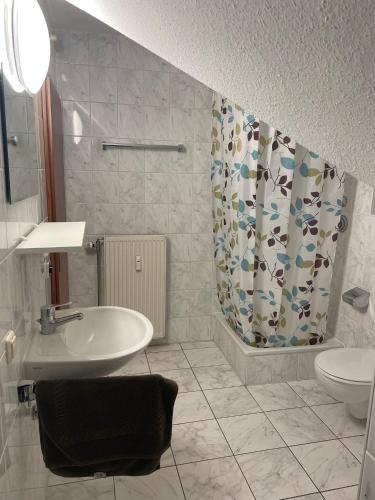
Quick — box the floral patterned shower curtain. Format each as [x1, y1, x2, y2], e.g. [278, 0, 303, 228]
[212, 94, 345, 347]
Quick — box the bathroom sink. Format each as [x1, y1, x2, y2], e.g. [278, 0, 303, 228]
[24, 306, 153, 380]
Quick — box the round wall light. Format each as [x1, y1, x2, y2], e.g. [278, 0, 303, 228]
[0, 0, 24, 92]
[12, 0, 50, 94]
[0, 0, 50, 94]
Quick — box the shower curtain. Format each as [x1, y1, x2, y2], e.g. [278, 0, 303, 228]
[212, 94, 344, 347]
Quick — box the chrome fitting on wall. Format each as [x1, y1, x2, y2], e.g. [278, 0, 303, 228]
[17, 380, 35, 404]
[342, 287, 370, 313]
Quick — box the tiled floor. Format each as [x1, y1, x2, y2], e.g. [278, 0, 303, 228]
[3, 341, 365, 500]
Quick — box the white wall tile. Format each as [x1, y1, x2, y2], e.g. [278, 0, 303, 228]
[5, 96, 28, 134]
[56, 31, 88, 64]
[62, 101, 90, 136]
[64, 136, 91, 171]
[170, 108, 194, 141]
[118, 147, 145, 172]
[89, 66, 117, 103]
[193, 142, 212, 172]
[88, 33, 117, 66]
[169, 175, 192, 204]
[118, 172, 145, 203]
[118, 104, 145, 139]
[167, 234, 191, 262]
[170, 72, 195, 108]
[144, 107, 170, 140]
[144, 204, 169, 234]
[192, 205, 212, 233]
[191, 234, 213, 261]
[168, 263, 191, 290]
[56, 63, 89, 101]
[65, 170, 93, 204]
[192, 173, 211, 201]
[117, 69, 143, 105]
[90, 103, 117, 137]
[117, 37, 142, 69]
[66, 203, 95, 234]
[191, 261, 213, 289]
[169, 205, 192, 234]
[59, 29, 213, 340]
[118, 204, 146, 234]
[93, 171, 119, 203]
[194, 109, 212, 142]
[194, 82, 213, 109]
[145, 173, 169, 203]
[91, 138, 118, 171]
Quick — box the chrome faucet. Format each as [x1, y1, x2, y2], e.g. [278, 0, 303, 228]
[38, 302, 84, 335]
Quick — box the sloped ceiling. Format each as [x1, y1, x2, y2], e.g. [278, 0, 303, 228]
[66, 0, 375, 184]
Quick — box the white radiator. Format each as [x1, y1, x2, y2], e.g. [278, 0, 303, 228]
[103, 235, 167, 339]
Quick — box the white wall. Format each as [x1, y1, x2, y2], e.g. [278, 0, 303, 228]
[66, 0, 375, 186]
[48, 27, 217, 343]
[328, 175, 375, 347]
[0, 96, 47, 493]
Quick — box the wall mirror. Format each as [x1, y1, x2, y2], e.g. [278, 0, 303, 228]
[0, 65, 39, 203]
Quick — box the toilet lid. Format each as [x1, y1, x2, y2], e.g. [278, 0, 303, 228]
[316, 348, 375, 383]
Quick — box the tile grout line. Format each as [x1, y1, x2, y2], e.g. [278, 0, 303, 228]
[138, 348, 362, 497]
[286, 381, 365, 463]
[306, 405, 364, 466]
[282, 381, 362, 492]
[184, 348, 258, 500]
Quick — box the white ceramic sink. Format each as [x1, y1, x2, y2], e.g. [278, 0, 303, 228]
[24, 306, 153, 380]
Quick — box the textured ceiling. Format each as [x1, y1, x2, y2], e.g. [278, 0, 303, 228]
[66, 0, 375, 184]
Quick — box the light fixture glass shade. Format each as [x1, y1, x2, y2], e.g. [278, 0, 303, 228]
[12, 0, 50, 94]
[0, 0, 23, 92]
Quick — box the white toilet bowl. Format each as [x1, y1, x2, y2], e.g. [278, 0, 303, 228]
[315, 348, 375, 419]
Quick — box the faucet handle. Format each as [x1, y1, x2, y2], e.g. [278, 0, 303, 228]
[49, 302, 72, 315]
[54, 302, 72, 310]
[41, 302, 72, 317]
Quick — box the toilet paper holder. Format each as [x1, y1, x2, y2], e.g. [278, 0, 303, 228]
[342, 287, 370, 313]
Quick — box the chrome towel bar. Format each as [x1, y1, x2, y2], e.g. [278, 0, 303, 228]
[102, 141, 185, 153]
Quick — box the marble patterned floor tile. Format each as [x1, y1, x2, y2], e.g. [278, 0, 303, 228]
[322, 486, 359, 500]
[48, 473, 93, 486]
[218, 413, 285, 454]
[181, 341, 216, 350]
[160, 447, 175, 468]
[266, 407, 335, 446]
[311, 403, 367, 438]
[110, 353, 150, 375]
[173, 391, 214, 424]
[146, 343, 182, 353]
[5, 445, 49, 491]
[171, 420, 231, 464]
[114, 466, 184, 500]
[8, 406, 40, 446]
[147, 350, 189, 371]
[340, 435, 365, 462]
[184, 347, 228, 367]
[248, 382, 306, 411]
[155, 368, 200, 392]
[237, 447, 317, 500]
[204, 386, 261, 418]
[288, 379, 337, 406]
[193, 365, 242, 389]
[46, 477, 114, 499]
[292, 495, 324, 499]
[291, 440, 361, 491]
[178, 456, 254, 500]
[3, 489, 47, 500]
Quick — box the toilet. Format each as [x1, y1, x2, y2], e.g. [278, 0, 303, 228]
[315, 348, 375, 419]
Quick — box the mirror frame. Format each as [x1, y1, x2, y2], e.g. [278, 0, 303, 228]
[0, 66, 11, 203]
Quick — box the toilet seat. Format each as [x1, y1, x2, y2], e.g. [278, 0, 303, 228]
[315, 348, 375, 384]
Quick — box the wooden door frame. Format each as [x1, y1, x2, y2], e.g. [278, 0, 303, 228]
[38, 77, 69, 304]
